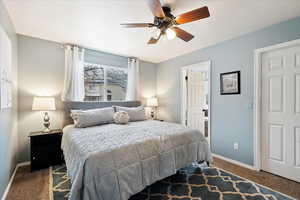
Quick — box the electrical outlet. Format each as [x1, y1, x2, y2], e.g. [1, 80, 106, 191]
[234, 142, 239, 151]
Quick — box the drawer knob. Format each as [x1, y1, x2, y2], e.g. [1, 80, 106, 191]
[33, 157, 36, 160]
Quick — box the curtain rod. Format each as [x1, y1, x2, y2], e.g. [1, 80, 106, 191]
[60, 43, 135, 60]
[61, 43, 84, 49]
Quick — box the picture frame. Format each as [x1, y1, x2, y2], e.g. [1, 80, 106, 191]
[220, 71, 240, 95]
[0, 25, 12, 109]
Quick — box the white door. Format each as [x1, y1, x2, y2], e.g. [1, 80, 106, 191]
[187, 70, 205, 134]
[261, 44, 300, 182]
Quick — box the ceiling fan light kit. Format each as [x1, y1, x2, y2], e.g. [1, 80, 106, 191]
[121, 0, 210, 45]
[166, 28, 176, 40]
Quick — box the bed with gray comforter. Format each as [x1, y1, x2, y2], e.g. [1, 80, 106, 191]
[62, 120, 212, 200]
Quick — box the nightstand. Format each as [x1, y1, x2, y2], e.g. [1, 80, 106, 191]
[29, 129, 64, 171]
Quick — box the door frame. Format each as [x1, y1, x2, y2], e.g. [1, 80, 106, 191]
[181, 60, 211, 146]
[253, 38, 300, 170]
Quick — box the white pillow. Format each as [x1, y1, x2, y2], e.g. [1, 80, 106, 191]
[70, 107, 114, 128]
[114, 106, 146, 122]
[113, 111, 130, 124]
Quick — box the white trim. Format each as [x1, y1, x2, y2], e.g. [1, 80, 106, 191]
[103, 68, 108, 101]
[49, 167, 54, 200]
[253, 38, 300, 171]
[254, 38, 300, 53]
[180, 60, 211, 146]
[1, 162, 30, 200]
[181, 69, 188, 125]
[213, 154, 258, 171]
[17, 161, 30, 167]
[84, 62, 128, 72]
[253, 49, 262, 171]
[181, 60, 211, 71]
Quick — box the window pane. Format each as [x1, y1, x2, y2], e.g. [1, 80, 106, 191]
[84, 64, 104, 101]
[106, 67, 127, 101]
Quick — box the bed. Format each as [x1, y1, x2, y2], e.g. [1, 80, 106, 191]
[61, 101, 212, 200]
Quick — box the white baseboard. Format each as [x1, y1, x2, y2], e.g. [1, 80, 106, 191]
[1, 161, 30, 200]
[213, 153, 259, 171]
[17, 161, 30, 167]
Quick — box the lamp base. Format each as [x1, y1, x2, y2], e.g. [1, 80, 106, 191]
[43, 127, 51, 133]
[43, 112, 51, 133]
[150, 108, 156, 120]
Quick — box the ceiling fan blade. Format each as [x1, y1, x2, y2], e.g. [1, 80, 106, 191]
[121, 23, 155, 28]
[148, 37, 158, 44]
[148, 31, 163, 44]
[175, 6, 210, 25]
[145, 0, 165, 18]
[171, 27, 194, 42]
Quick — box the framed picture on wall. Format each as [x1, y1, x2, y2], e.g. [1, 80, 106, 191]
[0, 25, 12, 109]
[220, 71, 240, 95]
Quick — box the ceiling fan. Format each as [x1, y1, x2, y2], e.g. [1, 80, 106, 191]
[121, 0, 210, 44]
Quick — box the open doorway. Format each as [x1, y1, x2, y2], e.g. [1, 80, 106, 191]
[181, 61, 211, 145]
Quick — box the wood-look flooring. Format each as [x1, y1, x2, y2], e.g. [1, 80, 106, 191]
[6, 157, 300, 200]
[6, 165, 50, 200]
[213, 158, 300, 199]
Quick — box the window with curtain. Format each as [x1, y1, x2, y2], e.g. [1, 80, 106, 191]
[84, 63, 128, 101]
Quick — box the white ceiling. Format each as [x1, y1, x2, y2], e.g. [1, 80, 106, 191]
[4, 0, 300, 63]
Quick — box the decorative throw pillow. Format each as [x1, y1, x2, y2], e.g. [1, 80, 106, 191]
[113, 111, 130, 124]
[70, 107, 114, 128]
[114, 106, 146, 122]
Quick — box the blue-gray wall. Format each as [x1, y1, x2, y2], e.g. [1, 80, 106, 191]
[157, 16, 300, 165]
[0, 0, 18, 198]
[17, 35, 157, 162]
[85, 49, 127, 68]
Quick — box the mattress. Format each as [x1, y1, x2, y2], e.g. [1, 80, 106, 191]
[62, 120, 212, 200]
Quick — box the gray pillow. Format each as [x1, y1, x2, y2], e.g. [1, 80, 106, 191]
[70, 107, 114, 128]
[114, 106, 146, 122]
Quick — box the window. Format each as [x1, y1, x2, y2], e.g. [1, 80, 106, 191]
[84, 63, 127, 101]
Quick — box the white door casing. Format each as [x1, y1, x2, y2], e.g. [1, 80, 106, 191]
[181, 61, 211, 145]
[261, 44, 300, 182]
[187, 70, 205, 134]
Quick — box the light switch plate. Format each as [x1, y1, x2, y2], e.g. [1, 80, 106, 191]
[234, 142, 239, 151]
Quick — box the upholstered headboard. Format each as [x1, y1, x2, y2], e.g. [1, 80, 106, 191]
[62, 101, 141, 127]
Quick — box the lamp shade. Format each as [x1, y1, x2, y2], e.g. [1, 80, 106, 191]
[32, 97, 56, 111]
[147, 97, 158, 107]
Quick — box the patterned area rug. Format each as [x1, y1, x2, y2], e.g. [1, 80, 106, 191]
[51, 164, 295, 200]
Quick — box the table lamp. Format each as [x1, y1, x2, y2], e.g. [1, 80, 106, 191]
[147, 97, 158, 119]
[32, 97, 56, 132]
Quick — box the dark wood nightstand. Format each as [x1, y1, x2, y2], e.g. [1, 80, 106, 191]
[29, 129, 64, 171]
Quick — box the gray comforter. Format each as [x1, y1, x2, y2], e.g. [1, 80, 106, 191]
[62, 120, 212, 200]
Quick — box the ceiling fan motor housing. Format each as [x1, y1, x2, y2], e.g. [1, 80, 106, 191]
[154, 6, 176, 31]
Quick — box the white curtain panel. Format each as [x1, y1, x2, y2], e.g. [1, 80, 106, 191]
[126, 58, 140, 101]
[61, 45, 85, 101]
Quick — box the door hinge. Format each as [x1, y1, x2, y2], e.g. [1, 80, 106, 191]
[185, 110, 188, 126]
[185, 76, 188, 81]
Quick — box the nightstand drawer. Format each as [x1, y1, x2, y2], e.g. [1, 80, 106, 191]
[31, 146, 52, 170]
[29, 130, 64, 171]
[31, 133, 62, 145]
[31, 145, 63, 170]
